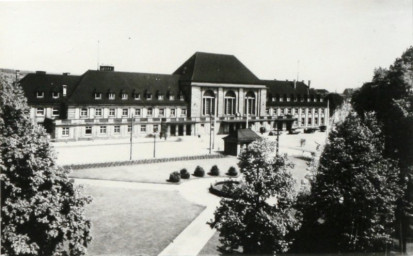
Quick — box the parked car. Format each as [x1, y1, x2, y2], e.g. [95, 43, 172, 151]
[304, 128, 317, 133]
[288, 128, 301, 135]
[319, 125, 327, 132]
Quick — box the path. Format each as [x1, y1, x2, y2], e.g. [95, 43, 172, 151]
[74, 177, 231, 256]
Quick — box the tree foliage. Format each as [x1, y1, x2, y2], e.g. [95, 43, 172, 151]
[294, 112, 404, 252]
[0, 76, 92, 255]
[209, 139, 301, 255]
[325, 93, 344, 116]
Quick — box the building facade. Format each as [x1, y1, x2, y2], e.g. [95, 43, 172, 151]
[20, 52, 329, 141]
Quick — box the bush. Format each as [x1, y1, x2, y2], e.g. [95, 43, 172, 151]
[319, 125, 327, 132]
[259, 126, 266, 134]
[180, 168, 190, 179]
[193, 166, 205, 177]
[210, 165, 220, 176]
[169, 171, 181, 182]
[227, 166, 238, 176]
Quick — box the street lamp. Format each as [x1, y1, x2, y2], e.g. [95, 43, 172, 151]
[153, 131, 157, 158]
[129, 113, 134, 161]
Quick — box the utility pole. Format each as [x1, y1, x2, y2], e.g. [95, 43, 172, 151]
[153, 133, 156, 158]
[276, 123, 280, 157]
[129, 113, 134, 161]
[246, 97, 249, 128]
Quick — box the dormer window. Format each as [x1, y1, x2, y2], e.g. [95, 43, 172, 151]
[272, 97, 276, 102]
[146, 94, 152, 100]
[320, 97, 324, 102]
[169, 95, 175, 100]
[52, 92, 60, 99]
[134, 93, 141, 100]
[121, 93, 128, 100]
[158, 95, 164, 100]
[36, 91, 44, 98]
[108, 93, 115, 100]
[95, 93, 102, 100]
[279, 97, 283, 102]
[179, 95, 184, 101]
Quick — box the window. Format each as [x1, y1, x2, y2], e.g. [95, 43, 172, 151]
[321, 117, 325, 125]
[135, 108, 141, 116]
[170, 109, 176, 116]
[95, 108, 102, 116]
[153, 124, 158, 133]
[36, 108, 45, 116]
[134, 93, 141, 100]
[114, 125, 120, 134]
[85, 126, 92, 135]
[158, 95, 164, 100]
[141, 125, 146, 132]
[273, 108, 277, 116]
[122, 93, 128, 100]
[62, 127, 69, 136]
[122, 108, 128, 117]
[159, 108, 164, 116]
[301, 118, 305, 126]
[295, 108, 299, 115]
[81, 108, 88, 117]
[95, 93, 102, 100]
[52, 107, 59, 116]
[179, 95, 184, 101]
[100, 126, 107, 134]
[169, 95, 175, 100]
[62, 85, 67, 96]
[52, 92, 60, 99]
[224, 91, 236, 115]
[272, 97, 276, 102]
[146, 93, 152, 100]
[315, 118, 319, 125]
[302, 108, 306, 114]
[109, 108, 115, 117]
[266, 108, 270, 115]
[244, 91, 256, 115]
[147, 108, 153, 116]
[181, 109, 187, 115]
[36, 91, 44, 98]
[308, 118, 312, 125]
[287, 108, 292, 114]
[320, 97, 324, 102]
[108, 93, 115, 100]
[202, 90, 215, 115]
[128, 125, 132, 133]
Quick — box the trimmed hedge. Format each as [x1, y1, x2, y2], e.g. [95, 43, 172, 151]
[180, 168, 190, 179]
[193, 166, 205, 177]
[209, 165, 220, 176]
[169, 171, 181, 183]
[227, 166, 238, 177]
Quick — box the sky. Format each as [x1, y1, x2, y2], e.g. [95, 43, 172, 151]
[0, 0, 412, 92]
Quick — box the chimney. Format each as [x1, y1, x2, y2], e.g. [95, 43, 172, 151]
[308, 80, 311, 88]
[63, 72, 70, 76]
[100, 65, 115, 71]
[36, 71, 46, 75]
[293, 79, 297, 89]
[62, 85, 67, 97]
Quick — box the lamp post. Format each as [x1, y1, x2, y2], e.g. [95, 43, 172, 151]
[129, 113, 134, 161]
[153, 132, 156, 158]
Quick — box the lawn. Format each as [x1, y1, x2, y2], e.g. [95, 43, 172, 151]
[70, 157, 239, 184]
[83, 183, 205, 255]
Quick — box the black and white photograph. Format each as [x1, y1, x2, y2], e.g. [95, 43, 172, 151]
[1, 0, 412, 255]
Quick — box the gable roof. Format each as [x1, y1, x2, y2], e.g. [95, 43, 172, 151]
[67, 70, 186, 106]
[223, 129, 262, 143]
[173, 52, 261, 85]
[19, 72, 80, 105]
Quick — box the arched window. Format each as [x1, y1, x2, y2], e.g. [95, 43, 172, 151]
[202, 90, 215, 115]
[224, 90, 236, 115]
[244, 91, 256, 115]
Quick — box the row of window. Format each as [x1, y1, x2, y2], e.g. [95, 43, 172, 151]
[36, 107, 59, 116]
[36, 86, 67, 99]
[299, 117, 325, 126]
[94, 92, 184, 101]
[268, 95, 324, 103]
[266, 107, 326, 115]
[62, 125, 158, 136]
[79, 107, 186, 117]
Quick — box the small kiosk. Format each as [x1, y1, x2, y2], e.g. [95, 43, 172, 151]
[223, 129, 261, 156]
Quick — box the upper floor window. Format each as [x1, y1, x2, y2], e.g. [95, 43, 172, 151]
[244, 91, 256, 115]
[171, 109, 176, 116]
[36, 107, 45, 116]
[202, 90, 215, 116]
[224, 90, 236, 115]
[36, 91, 44, 98]
[122, 108, 128, 117]
[134, 93, 140, 100]
[95, 108, 102, 116]
[266, 108, 270, 115]
[179, 95, 184, 101]
[108, 93, 115, 100]
[62, 127, 69, 136]
[81, 108, 88, 117]
[181, 109, 187, 115]
[109, 108, 115, 117]
[135, 108, 141, 116]
[273, 108, 277, 116]
[95, 93, 102, 100]
[159, 108, 165, 116]
[52, 92, 60, 99]
[147, 108, 153, 116]
[121, 93, 128, 100]
[52, 107, 59, 116]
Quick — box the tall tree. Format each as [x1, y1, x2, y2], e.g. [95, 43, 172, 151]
[209, 139, 301, 255]
[295, 112, 404, 252]
[0, 76, 92, 255]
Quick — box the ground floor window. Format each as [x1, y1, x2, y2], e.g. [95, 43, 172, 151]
[315, 118, 318, 125]
[100, 126, 107, 134]
[141, 125, 146, 132]
[85, 126, 92, 135]
[153, 124, 159, 133]
[128, 125, 132, 133]
[321, 117, 325, 125]
[114, 125, 120, 134]
[308, 118, 312, 125]
[62, 127, 69, 136]
[301, 118, 305, 126]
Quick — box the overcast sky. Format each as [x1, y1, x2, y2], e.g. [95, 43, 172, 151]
[1, 0, 412, 92]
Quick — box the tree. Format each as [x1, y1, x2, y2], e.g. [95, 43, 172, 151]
[209, 139, 301, 254]
[295, 112, 404, 253]
[0, 76, 92, 255]
[325, 93, 344, 116]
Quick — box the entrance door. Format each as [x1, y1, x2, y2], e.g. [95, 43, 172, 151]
[171, 125, 176, 136]
[186, 124, 191, 135]
[178, 125, 184, 136]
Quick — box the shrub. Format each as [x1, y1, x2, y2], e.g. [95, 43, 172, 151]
[227, 166, 238, 176]
[180, 168, 190, 179]
[210, 165, 220, 176]
[193, 166, 205, 177]
[169, 171, 181, 182]
[259, 126, 266, 134]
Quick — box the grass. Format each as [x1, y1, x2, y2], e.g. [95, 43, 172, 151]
[70, 157, 239, 184]
[83, 184, 205, 255]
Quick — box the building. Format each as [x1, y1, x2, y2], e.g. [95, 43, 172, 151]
[19, 52, 329, 141]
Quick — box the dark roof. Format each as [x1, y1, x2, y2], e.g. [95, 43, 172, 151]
[67, 70, 187, 106]
[173, 52, 261, 85]
[223, 129, 262, 143]
[19, 72, 80, 105]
